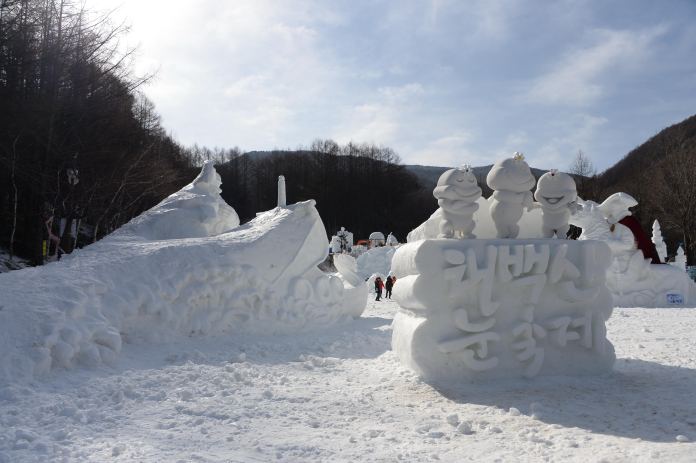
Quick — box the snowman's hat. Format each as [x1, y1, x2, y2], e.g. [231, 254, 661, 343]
[598, 192, 637, 224]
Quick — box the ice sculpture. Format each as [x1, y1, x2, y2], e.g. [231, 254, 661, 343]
[0, 162, 366, 383]
[486, 153, 537, 239]
[433, 166, 482, 239]
[534, 170, 578, 238]
[571, 194, 696, 307]
[391, 239, 615, 382]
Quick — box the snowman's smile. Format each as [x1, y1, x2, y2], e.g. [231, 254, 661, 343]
[544, 196, 564, 205]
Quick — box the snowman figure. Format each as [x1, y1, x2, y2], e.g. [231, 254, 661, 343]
[534, 169, 578, 238]
[433, 165, 482, 239]
[486, 152, 537, 239]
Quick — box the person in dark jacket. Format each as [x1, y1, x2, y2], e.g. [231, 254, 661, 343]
[375, 277, 384, 301]
[385, 275, 394, 299]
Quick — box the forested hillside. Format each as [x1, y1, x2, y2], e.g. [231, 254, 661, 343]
[217, 140, 431, 242]
[591, 114, 696, 263]
[0, 0, 198, 264]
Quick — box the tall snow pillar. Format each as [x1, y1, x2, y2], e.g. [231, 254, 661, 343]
[651, 220, 667, 263]
[277, 175, 287, 207]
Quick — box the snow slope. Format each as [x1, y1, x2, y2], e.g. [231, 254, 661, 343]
[0, 301, 695, 462]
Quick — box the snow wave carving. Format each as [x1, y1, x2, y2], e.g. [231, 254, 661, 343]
[0, 163, 366, 384]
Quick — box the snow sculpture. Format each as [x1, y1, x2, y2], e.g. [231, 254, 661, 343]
[356, 245, 396, 280]
[534, 170, 578, 238]
[330, 228, 352, 254]
[407, 197, 545, 242]
[120, 161, 240, 240]
[277, 175, 287, 207]
[391, 239, 615, 382]
[432, 166, 482, 239]
[330, 235, 342, 254]
[333, 254, 369, 318]
[0, 163, 367, 383]
[651, 220, 667, 263]
[571, 195, 696, 307]
[336, 227, 354, 252]
[486, 153, 537, 239]
[369, 232, 386, 248]
[671, 246, 687, 271]
[386, 232, 399, 246]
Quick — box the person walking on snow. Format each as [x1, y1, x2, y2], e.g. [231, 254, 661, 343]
[385, 275, 394, 299]
[375, 277, 384, 301]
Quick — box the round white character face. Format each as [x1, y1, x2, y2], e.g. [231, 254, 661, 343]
[534, 171, 577, 209]
[437, 168, 477, 187]
[486, 157, 536, 192]
[434, 167, 482, 202]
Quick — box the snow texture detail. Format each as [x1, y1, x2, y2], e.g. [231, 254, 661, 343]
[391, 239, 615, 382]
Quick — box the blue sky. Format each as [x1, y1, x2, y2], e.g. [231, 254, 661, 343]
[94, 0, 696, 171]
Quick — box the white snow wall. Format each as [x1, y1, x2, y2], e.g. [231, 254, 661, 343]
[0, 163, 366, 384]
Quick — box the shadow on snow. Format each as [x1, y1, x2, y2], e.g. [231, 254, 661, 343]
[432, 357, 696, 443]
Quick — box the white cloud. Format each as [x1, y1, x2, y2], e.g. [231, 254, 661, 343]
[528, 114, 608, 169]
[407, 132, 484, 167]
[526, 26, 668, 106]
[378, 83, 425, 101]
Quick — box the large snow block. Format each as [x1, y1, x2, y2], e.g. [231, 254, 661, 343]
[391, 239, 615, 383]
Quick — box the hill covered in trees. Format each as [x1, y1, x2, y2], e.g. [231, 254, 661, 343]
[2, 1, 694, 267]
[0, 0, 199, 264]
[589, 114, 696, 263]
[216, 141, 430, 243]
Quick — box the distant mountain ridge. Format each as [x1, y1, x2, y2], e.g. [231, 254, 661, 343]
[241, 151, 551, 193]
[404, 163, 549, 193]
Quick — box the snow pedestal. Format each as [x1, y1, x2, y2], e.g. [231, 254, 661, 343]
[391, 239, 615, 383]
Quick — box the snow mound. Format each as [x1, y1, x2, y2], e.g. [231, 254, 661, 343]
[0, 164, 365, 384]
[116, 161, 240, 240]
[356, 246, 396, 280]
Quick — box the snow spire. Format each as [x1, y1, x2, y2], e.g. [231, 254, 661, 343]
[671, 245, 687, 272]
[277, 175, 287, 207]
[651, 220, 667, 263]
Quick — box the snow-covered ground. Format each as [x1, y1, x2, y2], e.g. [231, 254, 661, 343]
[1, 300, 695, 462]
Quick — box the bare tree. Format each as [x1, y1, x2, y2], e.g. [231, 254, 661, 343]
[651, 148, 696, 265]
[568, 150, 598, 200]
